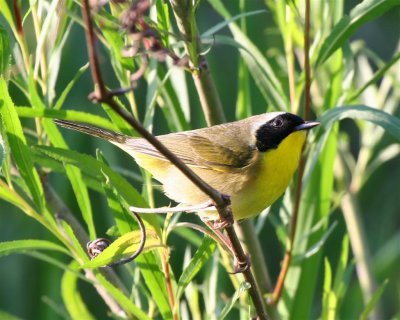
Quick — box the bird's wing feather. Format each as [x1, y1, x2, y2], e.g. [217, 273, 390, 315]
[125, 124, 256, 170]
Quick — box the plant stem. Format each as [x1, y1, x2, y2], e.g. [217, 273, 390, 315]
[341, 192, 380, 320]
[284, 7, 297, 114]
[81, 1, 268, 318]
[169, 0, 226, 125]
[270, 0, 312, 305]
[170, 1, 272, 318]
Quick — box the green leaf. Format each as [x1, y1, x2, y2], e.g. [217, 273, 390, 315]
[0, 25, 11, 75]
[156, 0, 171, 47]
[0, 1, 16, 35]
[98, 151, 138, 234]
[36, 144, 162, 238]
[0, 180, 46, 224]
[16, 106, 119, 131]
[282, 123, 338, 319]
[34, 145, 147, 207]
[82, 229, 161, 268]
[136, 252, 174, 319]
[359, 279, 389, 320]
[321, 258, 337, 320]
[0, 310, 22, 320]
[0, 78, 45, 211]
[93, 270, 153, 320]
[62, 261, 95, 320]
[209, 0, 288, 110]
[202, 10, 266, 37]
[0, 130, 4, 167]
[175, 237, 217, 305]
[333, 235, 351, 299]
[28, 79, 96, 238]
[53, 63, 89, 110]
[320, 105, 400, 140]
[0, 239, 69, 257]
[316, 0, 400, 67]
[218, 281, 251, 320]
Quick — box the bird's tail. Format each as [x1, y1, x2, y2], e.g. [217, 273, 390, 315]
[54, 119, 128, 144]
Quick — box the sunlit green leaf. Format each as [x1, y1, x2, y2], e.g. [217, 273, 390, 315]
[16, 106, 119, 131]
[0, 239, 69, 257]
[34, 146, 147, 207]
[218, 281, 251, 320]
[93, 270, 153, 320]
[320, 105, 400, 140]
[0, 79, 45, 211]
[136, 252, 174, 319]
[62, 261, 95, 320]
[175, 237, 217, 305]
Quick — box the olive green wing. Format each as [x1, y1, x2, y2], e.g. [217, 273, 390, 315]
[125, 125, 256, 170]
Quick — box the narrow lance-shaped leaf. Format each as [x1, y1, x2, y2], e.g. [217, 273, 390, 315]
[16, 107, 119, 131]
[218, 282, 251, 320]
[136, 252, 174, 319]
[0, 25, 11, 74]
[175, 236, 217, 306]
[319, 105, 400, 141]
[359, 279, 389, 320]
[29, 78, 96, 239]
[0, 239, 69, 258]
[316, 0, 400, 67]
[208, 0, 288, 110]
[0, 78, 45, 211]
[62, 261, 95, 320]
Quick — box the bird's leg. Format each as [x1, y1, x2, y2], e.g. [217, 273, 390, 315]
[202, 217, 252, 274]
[212, 208, 234, 229]
[210, 194, 234, 229]
[232, 253, 252, 274]
[202, 218, 233, 251]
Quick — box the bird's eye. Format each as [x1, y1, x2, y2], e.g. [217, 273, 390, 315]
[272, 117, 284, 128]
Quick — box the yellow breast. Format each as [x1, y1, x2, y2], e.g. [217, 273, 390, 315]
[230, 131, 307, 219]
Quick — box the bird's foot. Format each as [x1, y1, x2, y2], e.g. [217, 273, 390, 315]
[212, 207, 234, 229]
[232, 253, 252, 274]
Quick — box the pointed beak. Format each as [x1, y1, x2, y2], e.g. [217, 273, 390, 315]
[294, 121, 320, 131]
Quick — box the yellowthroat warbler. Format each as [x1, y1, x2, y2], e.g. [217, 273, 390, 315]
[55, 112, 319, 220]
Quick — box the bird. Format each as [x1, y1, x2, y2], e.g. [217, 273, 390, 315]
[55, 112, 319, 220]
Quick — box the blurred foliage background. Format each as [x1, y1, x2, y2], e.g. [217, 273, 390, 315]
[0, 0, 399, 319]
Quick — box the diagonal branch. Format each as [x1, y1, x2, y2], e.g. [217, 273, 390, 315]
[80, 1, 268, 319]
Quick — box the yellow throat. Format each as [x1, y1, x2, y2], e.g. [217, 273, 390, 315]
[230, 130, 307, 219]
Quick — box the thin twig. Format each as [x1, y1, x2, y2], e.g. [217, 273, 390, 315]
[109, 211, 147, 266]
[162, 251, 177, 320]
[269, 0, 312, 305]
[80, 1, 268, 318]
